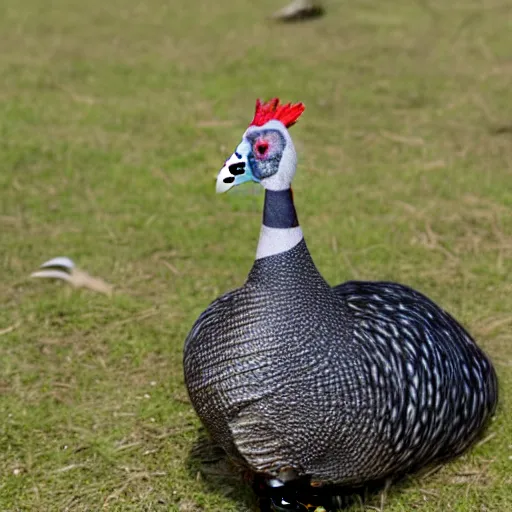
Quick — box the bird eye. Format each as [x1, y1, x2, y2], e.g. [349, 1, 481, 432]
[255, 141, 269, 157]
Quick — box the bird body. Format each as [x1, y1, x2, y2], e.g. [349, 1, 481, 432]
[184, 99, 498, 490]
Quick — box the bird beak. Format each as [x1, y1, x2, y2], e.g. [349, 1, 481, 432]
[216, 146, 259, 193]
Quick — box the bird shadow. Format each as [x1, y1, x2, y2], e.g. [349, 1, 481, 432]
[185, 429, 258, 510]
[185, 429, 421, 511]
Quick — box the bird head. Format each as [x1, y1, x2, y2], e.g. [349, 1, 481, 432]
[216, 98, 305, 193]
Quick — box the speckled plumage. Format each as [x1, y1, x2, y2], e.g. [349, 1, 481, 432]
[185, 100, 497, 490]
[184, 238, 498, 485]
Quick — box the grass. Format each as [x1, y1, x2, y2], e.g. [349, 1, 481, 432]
[0, 0, 511, 510]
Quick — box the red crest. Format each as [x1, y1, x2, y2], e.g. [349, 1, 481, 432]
[249, 98, 305, 128]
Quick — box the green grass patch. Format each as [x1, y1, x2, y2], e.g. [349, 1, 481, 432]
[1, 0, 511, 510]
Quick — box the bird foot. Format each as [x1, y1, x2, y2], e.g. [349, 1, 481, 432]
[255, 475, 357, 512]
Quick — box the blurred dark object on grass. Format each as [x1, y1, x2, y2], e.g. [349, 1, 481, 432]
[272, 0, 325, 22]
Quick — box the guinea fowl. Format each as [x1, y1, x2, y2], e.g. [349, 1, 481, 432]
[184, 99, 498, 510]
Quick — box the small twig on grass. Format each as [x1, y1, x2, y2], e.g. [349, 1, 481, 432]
[115, 442, 142, 452]
[0, 322, 20, 336]
[418, 464, 444, 480]
[424, 221, 458, 262]
[53, 463, 89, 473]
[107, 308, 160, 328]
[161, 259, 181, 275]
[475, 431, 497, 448]
[419, 488, 440, 497]
[455, 471, 481, 476]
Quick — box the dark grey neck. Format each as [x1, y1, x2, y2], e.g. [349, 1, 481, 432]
[263, 189, 299, 229]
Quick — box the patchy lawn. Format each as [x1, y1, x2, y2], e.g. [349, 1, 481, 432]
[0, 0, 511, 510]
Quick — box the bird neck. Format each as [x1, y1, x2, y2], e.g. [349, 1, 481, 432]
[255, 188, 304, 260]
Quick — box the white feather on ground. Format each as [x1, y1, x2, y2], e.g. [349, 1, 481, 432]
[31, 257, 113, 296]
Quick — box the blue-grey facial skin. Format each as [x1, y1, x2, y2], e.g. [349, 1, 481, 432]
[246, 129, 286, 181]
